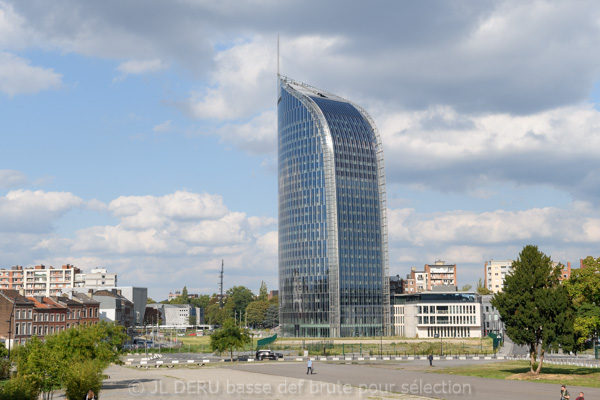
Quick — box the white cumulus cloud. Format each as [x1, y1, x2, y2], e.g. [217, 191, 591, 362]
[0, 52, 62, 96]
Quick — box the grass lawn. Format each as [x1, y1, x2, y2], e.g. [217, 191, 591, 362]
[433, 360, 600, 388]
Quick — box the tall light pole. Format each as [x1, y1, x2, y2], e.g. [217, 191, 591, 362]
[7, 303, 15, 359]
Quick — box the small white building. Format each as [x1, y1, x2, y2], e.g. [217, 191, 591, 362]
[392, 291, 482, 338]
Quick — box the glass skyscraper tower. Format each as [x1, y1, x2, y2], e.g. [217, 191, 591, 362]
[278, 76, 390, 337]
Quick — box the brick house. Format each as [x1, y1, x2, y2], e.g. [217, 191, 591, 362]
[0, 290, 35, 349]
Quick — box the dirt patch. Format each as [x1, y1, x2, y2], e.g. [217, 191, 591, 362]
[509, 372, 575, 381]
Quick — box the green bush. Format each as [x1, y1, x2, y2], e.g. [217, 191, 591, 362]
[0, 377, 39, 400]
[0, 359, 11, 380]
[63, 360, 103, 400]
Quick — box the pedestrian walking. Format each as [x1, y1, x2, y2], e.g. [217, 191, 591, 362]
[428, 353, 433, 367]
[560, 385, 570, 400]
[575, 392, 584, 400]
[83, 390, 97, 400]
[306, 359, 313, 374]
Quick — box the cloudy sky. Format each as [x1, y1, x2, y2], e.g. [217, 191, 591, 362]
[1, 0, 600, 300]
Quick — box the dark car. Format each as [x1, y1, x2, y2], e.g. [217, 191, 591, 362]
[255, 349, 283, 360]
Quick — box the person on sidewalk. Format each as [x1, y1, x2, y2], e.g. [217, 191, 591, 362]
[306, 359, 313, 374]
[560, 385, 570, 400]
[83, 390, 97, 400]
[575, 392, 584, 400]
[428, 353, 433, 367]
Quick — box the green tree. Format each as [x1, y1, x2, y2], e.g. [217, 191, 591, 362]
[147, 297, 157, 304]
[492, 245, 574, 374]
[0, 342, 7, 359]
[14, 336, 63, 399]
[14, 322, 126, 399]
[268, 294, 278, 305]
[226, 286, 255, 319]
[460, 284, 472, 292]
[190, 294, 210, 309]
[205, 303, 229, 326]
[246, 301, 269, 327]
[209, 319, 251, 361]
[263, 303, 279, 329]
[564, 256, 600, 347]
[0, 376, 38, 400]
[477, 278, 493, 295]
[63, 359, 103, 400]
[258, 281, 268, 302]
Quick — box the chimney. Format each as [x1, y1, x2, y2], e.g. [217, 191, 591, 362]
[88, 289, 94, 298]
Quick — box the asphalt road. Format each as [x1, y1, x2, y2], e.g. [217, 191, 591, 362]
[227, 361, 600, 400]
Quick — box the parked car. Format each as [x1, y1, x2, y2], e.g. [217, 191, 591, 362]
[255, 349, 283, 360]
[188, 333, 196, 336]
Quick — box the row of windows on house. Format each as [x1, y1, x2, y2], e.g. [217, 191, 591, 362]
[14, 320, 99, 341]
[15, 307, 98, 320]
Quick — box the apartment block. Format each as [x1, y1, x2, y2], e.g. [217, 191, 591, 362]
[0, 265, 81, 297]
[484, 260, 513, 293]
[425, 260, 457, 290]
[402, 260, 457, 293]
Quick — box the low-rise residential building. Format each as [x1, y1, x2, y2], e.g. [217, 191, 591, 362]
[391, 291, 482, 338]
[53, 295, 85, 330]
[0, 290, 35, 348]
[28, 296, 68, 338]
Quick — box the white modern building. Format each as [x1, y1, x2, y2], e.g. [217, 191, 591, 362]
[391, 291, 482, 338]
[484, 260, 513, 293]
[74, 268, 117, 288]
[22, 264, 79, 297]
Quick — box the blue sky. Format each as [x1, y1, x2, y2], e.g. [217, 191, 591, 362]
[1, 0, 600, 301]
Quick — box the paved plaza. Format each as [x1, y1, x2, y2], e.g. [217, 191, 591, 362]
[96, 359, 600, 400]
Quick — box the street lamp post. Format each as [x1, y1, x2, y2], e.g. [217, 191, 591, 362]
[7, 303, 15, 359]
[379, 330, 383, 358]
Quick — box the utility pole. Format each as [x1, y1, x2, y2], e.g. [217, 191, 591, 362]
[219, 260, 224, 309]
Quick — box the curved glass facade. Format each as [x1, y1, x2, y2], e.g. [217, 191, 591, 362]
[278, 76, 389, 337]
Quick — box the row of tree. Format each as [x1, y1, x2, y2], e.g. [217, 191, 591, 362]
[156, 281, 279, 328]
[0, 322, 126, 400]
[492, 245, 600, 375]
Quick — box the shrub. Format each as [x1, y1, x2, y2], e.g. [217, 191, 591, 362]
[0, 377, 39, 400]
[63, 360, 103, 400]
